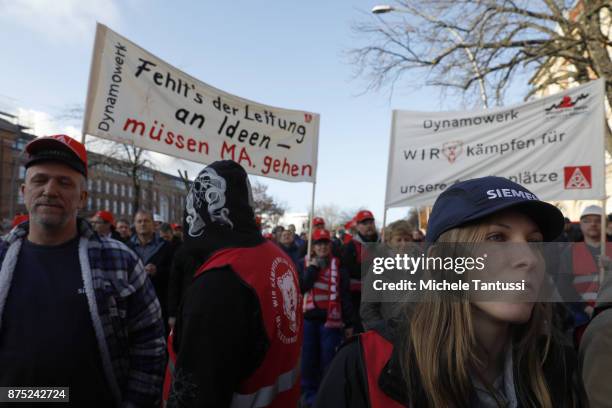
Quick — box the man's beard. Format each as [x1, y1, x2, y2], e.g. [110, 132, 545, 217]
[31, 203, 70, 229]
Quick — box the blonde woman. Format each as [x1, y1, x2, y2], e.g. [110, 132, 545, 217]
[315, 177, 584, 408]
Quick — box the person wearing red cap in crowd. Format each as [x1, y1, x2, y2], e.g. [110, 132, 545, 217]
[341, 219, 355, 245]
[300, 217, 341, 258]
[341, 210, 379, 333]
[313, 217, 325, 230]
[0, 135, 166, 407]
[91, 210, 122, 241]
[299, 228, 353, 407]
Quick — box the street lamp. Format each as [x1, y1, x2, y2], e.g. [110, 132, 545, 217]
[371, 4, 489, 108]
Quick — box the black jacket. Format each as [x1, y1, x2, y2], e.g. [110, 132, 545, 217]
[314, 322, 586, 408]
[167, 244, 198, 319]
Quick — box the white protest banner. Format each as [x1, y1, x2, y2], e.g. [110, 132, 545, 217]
[83, 24, 319, 182]
[385, 79, 606, 208]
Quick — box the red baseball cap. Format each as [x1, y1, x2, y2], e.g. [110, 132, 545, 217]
[94, 210, 115, 225]
[313, 217, 325, 226]
[344, 218, 356, 230]
[312, 229, 331, 242]
[263, 232, 274, 240]
[25, 135, 88, 177]
[11, 214, 29, 228]
[355, 210, 374, 223]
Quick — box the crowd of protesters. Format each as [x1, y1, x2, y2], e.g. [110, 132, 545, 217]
[2, 134, 612, 407]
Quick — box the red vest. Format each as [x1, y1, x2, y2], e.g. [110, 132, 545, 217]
[361, 330, 405, 408]
[164, 241, 303, 408]
[572, 243, 611, 307]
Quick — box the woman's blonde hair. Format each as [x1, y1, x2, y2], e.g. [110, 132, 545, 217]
[385, 220, 414, 244]
[399, 220, 575, 407]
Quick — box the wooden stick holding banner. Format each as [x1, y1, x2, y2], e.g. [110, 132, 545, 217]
[306, 180, 317, 259]
[599, 83, 607, 286]
[600, 198, 607, 285]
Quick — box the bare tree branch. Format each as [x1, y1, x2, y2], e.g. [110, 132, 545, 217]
[351, 0, 612, 149]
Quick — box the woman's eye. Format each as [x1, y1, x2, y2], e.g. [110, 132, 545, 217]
[486, 233, 505, 242]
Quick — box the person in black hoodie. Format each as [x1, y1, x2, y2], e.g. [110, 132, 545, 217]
[165, 161, 303, 408]
[315, 177, 585, 408]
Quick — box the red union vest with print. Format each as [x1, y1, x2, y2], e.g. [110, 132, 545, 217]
[164, 241, 303, 408]
[572, 243, 612, 307]
[361, 330, 405, 408]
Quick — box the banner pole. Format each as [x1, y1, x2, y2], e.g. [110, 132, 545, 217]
[306, 180, 317, 258]
[600, 87, 607, 285]
[380, 207, 388, 242]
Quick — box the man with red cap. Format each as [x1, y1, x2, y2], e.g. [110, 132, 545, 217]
[91, 210, 122, 241]
[0, 135, 166, 407]
[313, 217, 325, 230]
[341, 210, 379, 332]
[301, 217, 341, 258]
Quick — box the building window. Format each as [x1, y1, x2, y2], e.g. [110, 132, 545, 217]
[17, 192, 24, 204]
[128, 186, 133, 197]
[121, 184, 125, 196]
[88, 197, 92, 209]
[96, 198, 101, 209]
[128, 203, 133, 214]
[105, 181, 110, 194]
[153, 190, 157, 202]
[97, 179, 102, 192]
[113, 183, 118, 195]
[113, 200, 117, 214]
[19, 165, 26, 179]
[121, 202, 125, 214]
[105, 199, 109, 209]
[87, 179, 93, 191]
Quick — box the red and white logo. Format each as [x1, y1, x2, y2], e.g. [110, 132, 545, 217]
[270, 257, 300, 344]
[304, 113, 313, 123]
[564, 166, 592, 189]
[442, 141, 463, 163]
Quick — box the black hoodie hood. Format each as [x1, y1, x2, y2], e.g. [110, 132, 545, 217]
[182, 160, 262, 265]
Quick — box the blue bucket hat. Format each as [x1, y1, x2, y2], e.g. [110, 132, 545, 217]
[425, 176, 564, 242]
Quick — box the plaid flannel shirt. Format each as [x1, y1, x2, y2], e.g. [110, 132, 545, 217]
[0, 219, 166, 407]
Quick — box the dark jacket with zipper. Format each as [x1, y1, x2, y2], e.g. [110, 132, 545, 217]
[314, 321, 586, 408]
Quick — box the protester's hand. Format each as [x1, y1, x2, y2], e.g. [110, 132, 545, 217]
[306, 256, 318, 268]
[598, 255, 612, 271]
[144, 263, 157, 276]
[168, 317, 176, 329]
[344, 327, 354, 338]
[585, 306, 594, 318]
